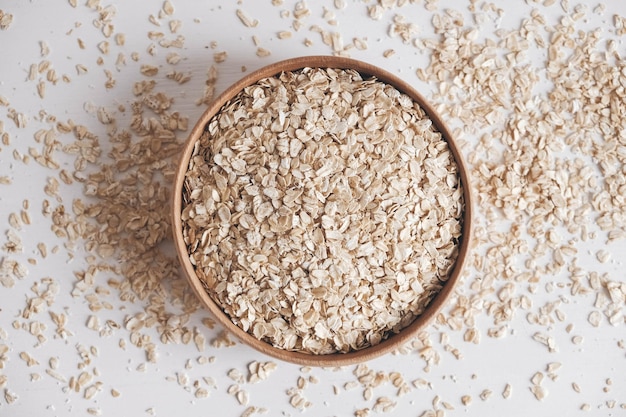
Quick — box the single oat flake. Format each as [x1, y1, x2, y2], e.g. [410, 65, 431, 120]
[182, 67, 464, 354]
[0, 10, 14, 30]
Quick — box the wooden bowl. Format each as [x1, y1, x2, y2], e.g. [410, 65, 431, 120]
[172, 56, 473, 367]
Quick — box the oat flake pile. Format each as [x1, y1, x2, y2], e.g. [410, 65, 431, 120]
[0, 1, 625, 416]
[182, 67, 464, 354]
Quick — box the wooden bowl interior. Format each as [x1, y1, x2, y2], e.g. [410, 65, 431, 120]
[172, 56, 473, 367]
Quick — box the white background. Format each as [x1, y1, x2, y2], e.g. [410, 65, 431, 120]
[0, 1, 625, 417]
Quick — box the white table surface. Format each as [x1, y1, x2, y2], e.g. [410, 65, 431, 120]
[1, 1, 625, 416]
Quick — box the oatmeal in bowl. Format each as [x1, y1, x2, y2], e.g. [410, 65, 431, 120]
[172, 56, 472, 366]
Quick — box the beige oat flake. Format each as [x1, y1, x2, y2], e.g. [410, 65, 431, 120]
[256, 47, 271, 57]
[236, 9, 259, 28]
[140, 65, 159, 76]
[0, 10, 14, 30]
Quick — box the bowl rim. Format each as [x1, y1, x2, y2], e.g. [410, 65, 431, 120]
[171, 55, 473, 367]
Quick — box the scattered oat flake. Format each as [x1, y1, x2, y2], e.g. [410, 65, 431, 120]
[588, 311, 602, 327]
[162, 0, 174, 15]
[166, 52, 182, 64]
[236, 389, 250, 406]
[0, 10, 14, 30]
[213, 51, 227, 63]
[115, 33, 126, 46]
[236, 9, 259, 28]
[84, 383, 102, 399]
[596, 250, 611, 263]
[334, 0, 346, 9]
[40, 41, 50, 57]
[363, 387, 374, 401]
[256, 47, 271, 57]
[20, 351, 39, 366]
[49, 356, 59, 369]
[547, 362, 561, 373]
[227, 369, 244, 384]
[98, 41, 109, 54]
[241, 407, 268, 417]
[373, 396, 396, 412]
[169, 19, 182, 33]
[191, 387, 207, 398]
[479, 389, 492, 401]
[502, 383, 512, 399]
[4, 389, 18, 404]
[615, 14, 626, 36]
[76, 64, 88, 75]
[36, 81, 46, 99]
[248, 361, 277, 383]
[140, 65, 159, 76]
[531, 385, 548, 401]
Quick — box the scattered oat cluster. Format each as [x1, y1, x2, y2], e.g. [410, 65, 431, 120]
[182, 67, 464, 354]
[0, 0, 625, 416]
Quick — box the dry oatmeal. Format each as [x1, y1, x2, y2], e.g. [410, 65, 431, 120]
[1, 1, 625, 415]
[181, 67, 464, 354]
